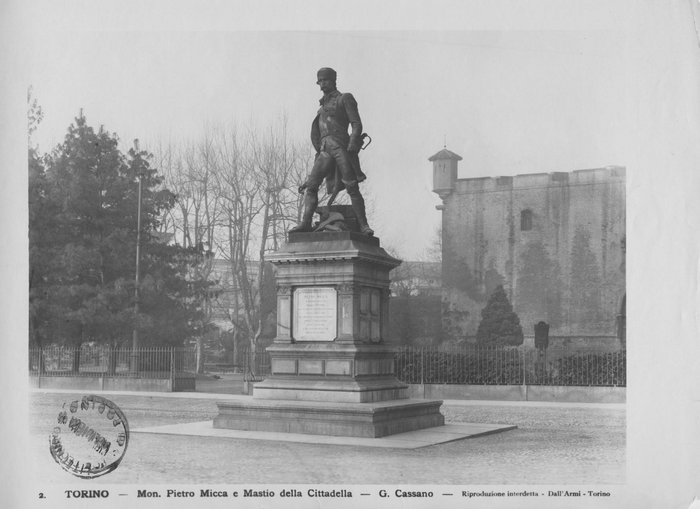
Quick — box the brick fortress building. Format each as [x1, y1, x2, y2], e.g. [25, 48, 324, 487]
[430, 148, 626, 350]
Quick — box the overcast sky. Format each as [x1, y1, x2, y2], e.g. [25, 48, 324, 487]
[28, 28, 626, 258]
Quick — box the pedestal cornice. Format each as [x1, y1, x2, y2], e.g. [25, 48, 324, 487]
[266, 231, 401, 269]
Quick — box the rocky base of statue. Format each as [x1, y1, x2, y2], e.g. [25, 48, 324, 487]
[290, 205, 374, 236]
[213, 231, 444, 438]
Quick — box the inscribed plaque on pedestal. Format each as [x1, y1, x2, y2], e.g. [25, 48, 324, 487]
[293, 287, 337, 341]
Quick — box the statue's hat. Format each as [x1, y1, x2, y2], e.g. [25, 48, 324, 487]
[316, 67, 337, 81]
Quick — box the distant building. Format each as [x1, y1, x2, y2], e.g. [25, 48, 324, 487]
[390, 261, 442, 297]
[151, 231, 175, 244]
[388, 260, 442, 346]
[430, 148, 626, 349]
[387, 260, 442, 346]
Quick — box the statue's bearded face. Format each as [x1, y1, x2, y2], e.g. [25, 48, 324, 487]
[317, 76, 336, 94]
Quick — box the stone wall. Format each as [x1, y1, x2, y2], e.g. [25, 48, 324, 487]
[441, 167, 625, 344]
[408, 384, 625, 404]
[29, 375, 181, 392]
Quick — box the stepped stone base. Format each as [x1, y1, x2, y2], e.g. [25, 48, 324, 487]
[253, 378, 409, 403]
[214, 398, 445, 438]
[213, 232, 446, 439]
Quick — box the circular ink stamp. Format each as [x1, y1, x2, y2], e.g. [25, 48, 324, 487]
[49, 395, 129, 479]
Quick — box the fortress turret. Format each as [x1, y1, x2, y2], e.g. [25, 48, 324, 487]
[429, 148, 462, 208]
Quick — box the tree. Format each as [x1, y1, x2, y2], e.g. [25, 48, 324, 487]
[28, 86, 43, 143]
[153, 119, 310, 374]
[28, 89, 56, 354]
[152, 131, 224, 372]
[211, 121, 302, 373]
[419, 224, 442, 266]
[569, 225, 604, 329]
[475, 285, 524, 346]
[515, 240, 563, 328]
[29, 113, 207, 364]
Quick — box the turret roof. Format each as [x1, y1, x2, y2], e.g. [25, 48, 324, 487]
[428, 148, 463, 162]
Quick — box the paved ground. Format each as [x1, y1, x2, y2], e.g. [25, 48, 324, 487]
[134, 418, 518, 449]
[27, 388, 625, 485]
[193, 373, 248, 394]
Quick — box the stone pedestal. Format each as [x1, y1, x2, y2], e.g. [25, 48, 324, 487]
[214, 231, 444, 438]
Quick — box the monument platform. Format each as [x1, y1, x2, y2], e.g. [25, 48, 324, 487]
[134, 419, 516, 450]
[214, 398, 444, 438]
[214, 230, 445, 439]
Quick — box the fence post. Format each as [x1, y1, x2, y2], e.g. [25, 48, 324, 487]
[170, 348, 175, 391]
[100, 348, 105, 390]
[420, 347, 424, 386]
[38, 348, 42, 389]
[522, 348, 528, 401]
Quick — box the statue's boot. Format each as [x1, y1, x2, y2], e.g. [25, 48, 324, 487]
[347, 184, 374, 236]
[289, 190, 318, 233]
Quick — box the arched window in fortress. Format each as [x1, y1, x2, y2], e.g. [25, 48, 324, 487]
[520, 209, 533, 231]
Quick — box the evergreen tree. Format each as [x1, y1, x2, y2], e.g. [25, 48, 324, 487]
[29, 114, 209, 352]
[28, 89, 61, 350]
[29, 141, 59, 349]
[570, 225, 604, 327]
[476, 285, 524, 346]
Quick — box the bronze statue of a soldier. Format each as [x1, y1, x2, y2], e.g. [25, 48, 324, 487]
[291, 67, 374, 236]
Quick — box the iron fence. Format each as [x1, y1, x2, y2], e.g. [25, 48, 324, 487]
[192, 345, 625, 387]
[200, 348, 271, 379]
[523, 348, 626, 386]
[241, 348, 271, 381]
[396, 346, 523, 385]
[29, 346, 197, 381]
[202, 349, 238, 372]
[395, 346, 626, 387]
